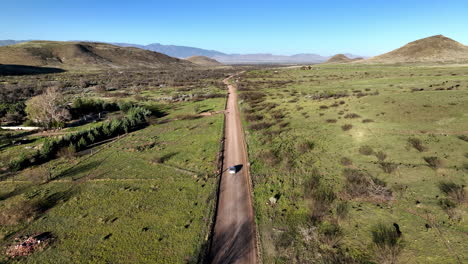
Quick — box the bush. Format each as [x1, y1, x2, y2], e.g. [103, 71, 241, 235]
[423, 156, 442, 169]
[297, 141, 315, 154]
[77, 137, 88, 151]
[379, 162, 397, 174]
[370, 223, 402, 264]
[304, 169, 321, 199]
[375, 151, 387, 161]
[127, 106, 151, 125]
[344, 113, 361, 119]
[457, 135, 468, 142]
[71, 98, 119, 118]
[438, 181, 466, 204]
[341, 124, 353, 131]
[359, 145, 374, 155]
[118, 101, 135, 112]
[408, 137, 426, 152]
[39, 139, 58, 160]
[340, 157, 352, 166]
[318, 221, 343, 247]
[343, 168, 392, 200]
[304, 169, 336, 223]
[9, 154, 31, 172]
[336, 201, 349, 220]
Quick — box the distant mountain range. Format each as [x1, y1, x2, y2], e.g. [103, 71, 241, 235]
[0, 40, 365, 64]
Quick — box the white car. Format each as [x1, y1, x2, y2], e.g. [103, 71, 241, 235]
[228, 166, 236, 174]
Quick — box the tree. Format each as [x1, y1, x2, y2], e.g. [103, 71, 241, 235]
[25, 87, 70, 129]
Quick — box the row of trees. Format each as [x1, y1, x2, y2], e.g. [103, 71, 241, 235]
[9, 107, 150, 172]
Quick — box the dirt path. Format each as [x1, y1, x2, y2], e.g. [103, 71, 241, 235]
[209, 74, 258, 264]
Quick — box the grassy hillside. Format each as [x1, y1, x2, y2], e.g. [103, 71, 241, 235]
[239, 65, 468, 263]
[366, 35, 468, 64]
[325, 54, 352, 63]
[0, 41, 194, 69]
[185, 56, 223, 66]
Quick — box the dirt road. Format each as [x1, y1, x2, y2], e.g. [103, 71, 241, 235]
[209, 74, 258, 264]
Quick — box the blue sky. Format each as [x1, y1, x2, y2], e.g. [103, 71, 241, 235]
[1, 0, 467, 56]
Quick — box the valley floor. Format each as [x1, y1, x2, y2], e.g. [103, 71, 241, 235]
[238, 64, 467, 263]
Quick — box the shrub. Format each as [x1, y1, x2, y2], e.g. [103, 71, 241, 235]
[379, 162, 397, 174]
[318, 221, 343, 247]
[423, 156, 442, 169]
[118, 101, 134, 112]
[304, 169, 336, 223]
[297, 141, 315, 154]
[438, 198, 456, 210]
[359, 145, 374, 155]
[344, 113, 361, 119]
[341, 124, 353, 131]
[304, 169, 321, 199]
[259, 150, 280, 166]
[71, 98, 119, 118]
[325, 119, 337, 123]
[370, 223, 402, 264]
[39, 139, 58, 160]
[87, 132, 95, 143]
[127, 106, 151, 125]
[57, 144, 76, 159]
[343, 168, 392, 200]
[340, 157, 352, 166]
[336, 201, 349, 220]
[9, 154, 31, 172]
[438, 181, 466, 204]
[362, 119, 374, 123]
[408, 137, 426, 152]
[457, 135, 468, 142]
[375, 151, 387, 161]
[77, 137, 88, 151]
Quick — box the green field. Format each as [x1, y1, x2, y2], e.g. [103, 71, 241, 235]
[0, 69, 229, 263]
[238, 65, 468, 263]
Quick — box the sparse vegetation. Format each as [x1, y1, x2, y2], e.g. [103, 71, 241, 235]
[438, 181, 466, 204]
[359, 145, 374, 155]
[423, 156, 443, 169]
[408, 137, 426, 152]
[370, 223, 403, 264]
[241, 65, 467, 263]
[341, 124, 353, 131]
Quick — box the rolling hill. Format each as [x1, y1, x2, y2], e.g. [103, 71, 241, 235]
[185, 56, 223, 66]
[0, 41, 193, 69]
[325, 54, 352, 63]
[0, 39, 367, 65]
[112, 42, 226, 58]
[366, 35, 468, 64]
